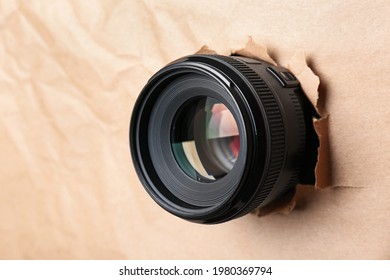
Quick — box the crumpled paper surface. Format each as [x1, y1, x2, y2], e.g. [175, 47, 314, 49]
[1, 0, 390, 259]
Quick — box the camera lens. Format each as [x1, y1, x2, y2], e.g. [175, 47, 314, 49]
[130, 54, 318, 224]
[171, 96, 240, 182]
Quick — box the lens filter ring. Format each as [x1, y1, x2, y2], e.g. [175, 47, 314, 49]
[147, 73, 247, 208]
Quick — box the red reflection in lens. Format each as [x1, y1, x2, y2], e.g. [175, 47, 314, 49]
[229, 136, 240, 158]
[211, 104, 239, 138]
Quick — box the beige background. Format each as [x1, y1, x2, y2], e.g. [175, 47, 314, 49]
[1, 0, 390, 259]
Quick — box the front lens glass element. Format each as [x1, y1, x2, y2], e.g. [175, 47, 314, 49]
[171, 97, 240, 182]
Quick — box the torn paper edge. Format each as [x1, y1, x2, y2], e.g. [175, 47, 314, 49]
[195, 37, 330, 216]
[286, 51, 331, 189]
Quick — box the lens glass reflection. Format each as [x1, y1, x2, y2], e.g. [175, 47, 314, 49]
[171, 97, 240, 182]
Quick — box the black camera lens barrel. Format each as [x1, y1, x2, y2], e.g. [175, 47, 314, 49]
[130, 54, 317, 224]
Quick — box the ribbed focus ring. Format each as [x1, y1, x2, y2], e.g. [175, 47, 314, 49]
[215, 55, 286, 211]
[280, 90, 306, 194]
